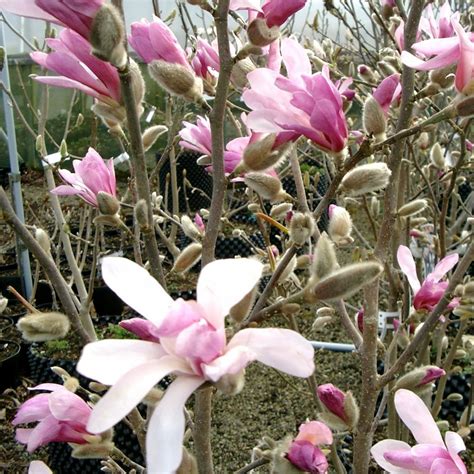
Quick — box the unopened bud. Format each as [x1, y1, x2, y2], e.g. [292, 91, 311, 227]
[311, 232, 339, 282]
[35, 228, 51, 254]
[89, 382, 108, 393]
[59, 139, 68, 158]
[135, 199, 150, 230]
[270, 203, 293, 220]
[308, 261, 383, 301]
[231, 57, 256, 89]
[142, 125, 168, 151]
[357, 64, 377, 82]
[51, 366, 71, 379]
[64, 377, 80, 393]
[244, 172, 290, 202]
[317, 384, 359, 430]
[90, 4, 127, 69]
[398, 199, 428, 217]
[328, 204, 353, 245]
[229, 287, 258, 323]
[177, 448, 198, 474]
[247, 18, 280, 47]
[75, 113, 84, 128]
[456, 96, 474, 117]
[17, 312, 70, 342]
[394, 365, 446, 391]
[417, 132, 430, 150]
[71, 441, 114, 459]
[428, 65, 454, 90]
[370, 196, 380, 216]
[97, 191, 120, 216]
[247, 203, 260, 213]
[296, 255, 311, 269]
[173, 243, 202, 273]
[312, 315, 332, 331]
[149, 60, 203, 102]
[0, 295, 8, 314]
[363, 96, 386, 142]
[430, 143, 445, 169]
[143, 388, 164, 406]
[446, 393, 464, 402]
[181, 215, 202, 241]
[317, 307, 335, 318]
[281, 303, 301, 315]
[289, 212, 315, 246]
[340, 163, 391, 196]
[214, 369, 246, 396]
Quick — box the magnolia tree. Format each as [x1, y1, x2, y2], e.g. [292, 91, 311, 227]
[0, 0, 472, 473]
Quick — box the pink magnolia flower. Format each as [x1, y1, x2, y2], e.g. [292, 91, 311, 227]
[51, 148, 116, 208]
[13, 383, 92, 452]
[317, 384, 347, 422]
[420, 2, 454, 40]
[372, 73, 401, 114]
[179, 115, 213, 157]
[191, 39, 220, 80]
[260, 0, 307, 28]
[401, 16, 474, 94]
[397, 245, 459, 312]
[0, 0, 103, 39]
[371, 389, 467, 473]
[243, 38, 349, 156]
[229, 0, 262, 11]
[77, 257, 314, 473]
[287, 421, 333, 474]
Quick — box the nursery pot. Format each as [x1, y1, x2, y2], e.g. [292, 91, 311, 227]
[92, 286, 125, 317]
[0, 339, 21, 391]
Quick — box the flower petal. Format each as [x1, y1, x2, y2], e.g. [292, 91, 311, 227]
[430, 458, 463, 474]
[370, 439, 412, 473]
[26, 416, 61, 452]
[397, 245, 421, 293]
[427, 253, 459, 283]
[28, 460, 52, 474]
[101, 257, 173, 325]
[227, 328, 314, 377]
[196, 259, 263, 329]
[202, 345, 256, 382]
[87, 356, 191, 434]
[445, 431, 467, 474]
[48, 390, 91, 424]
[77, 339, 166, 385]
[394, 389, 444, 446]
[146, 375, 204, 473]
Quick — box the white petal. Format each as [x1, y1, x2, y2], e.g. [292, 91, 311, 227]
[87, 356, 191, 434]
[28, 460, 53, 474]
[397, 245, 421, 294]
[197, 258, 263, 329]
[102, 257, 173, 325]
[370, 439, 412, 473]
[77, 340, 166, 385]
[445, 431, 467, 474]
[227, 328, 315, 377]
[202, 346, 256, 382]
[147, 376, 204, 473]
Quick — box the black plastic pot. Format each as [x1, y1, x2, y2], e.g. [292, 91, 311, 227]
[0, 315, 14, 334]
[92, 286, 125, 317]
[0, 339, 21, 391]
[438, 373, 471, 423]
[0, 276, 53, 307]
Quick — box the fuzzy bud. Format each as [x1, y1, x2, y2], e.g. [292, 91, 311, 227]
[312, 315, 332, 331]
[398, 199, 428, 218]
[181, 215, 202, 241]
[149, 60, 203, 102]
[394, 366, 446, 391]
[357, 64, 377, 82]
[247, 203, 261, 213]
[456, 96, 474, 117]
[71, 441, 114, 459]
[229, 287, 258, 323]
[430, 143, 445, 169]
[230, 57, 256, 89]
[244, 172, 290, 202]
[242, 134, 288, 172]
[177, 448, 198, 474]
[97, 191, 120, 216]
[142, 125, 168, 151]
[417, 132, 430, 150]
[281, 303, 301, 315]
[172, 243, 202, 273]
[64, 377, 80, 393]
[17, 312, 70, 342]
[317, 384, 359, 430]
[311, 232, 339, 283]
[0, 295, 8, 314]
[247, 18, 280, 47]
[308, 262, 383, 301]
[289, 213, 315, 246]
[339, 163, 391, 196]
[90, 5, 127, 69]
[214, 369, 246, 396]
[59, 139, 68, 158]
[89, 382, 108, 393]
[328, 204, 353, 246]
[270, 203, 293, 220]
[35, 228, 51, 254]
[370, 196, 380, 217]
[363, 95, 386, 142]
[135, 199, 150, 230]
[428, 66, 454, 90]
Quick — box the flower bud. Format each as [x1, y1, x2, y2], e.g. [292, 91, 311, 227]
[231, 57, 256, 89]
[91, 102, 126, 129]
[270, 203, 293, 220]
[456, 96, 474, 117]
[0, 295, 8, 314]
[71, 441, 114, 459]
[64, 377, 80, 393]
[97, 191, 120, 216]
[417, 131, 430, 150]
[229, 287, 258, 323]
[59, 139, 68, 158]
[289, 212, 315, 246]
[244, 172, 290, 202]
[394, 365, 446, 391]
[398, 199, 428, 218]
[296, 254, 311, 269]
[172, 243, 202, 273]
[214, 369, 246, 396]
[339, 163, 391, 196]
[177, 448, 198, 474]
[17, 312, 70, 342]
[135, 199, 150, 230]
[142, 125, 168, 151]
[243, 134, 281, 171]
[357, 64, 377, 82]
[430, 143, 445, 169]
[281, 303, 301, 315]
[181, 215, 202, 241]
[363, 95, 386, 142]
[328, 204, 353, 246]
[312, 315, 332, 331]
[308, 261, 383, 301]
[247, 18, 280, 47]
[311, 232, 339, 282]
[317, 384, 359, 429]
[35, 228, 51, 254]
[90, 4, 127, 69]
[148, 60, 203, 102]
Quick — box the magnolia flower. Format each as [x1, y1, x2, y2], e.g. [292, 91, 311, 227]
[243, 38, 349, 156]
[190, 39, 220, 81]
[77, 257, 314, 473]
[259, 0, 307, 28]
[397, 245, 459, 312]
[287, 421, 333, 473]
[372, 73, 401, 115]
[0, 0, 103, 39]
[51, 148, 116, 208]
[13, 383, 92, 452]
[371, 389, 467, 473]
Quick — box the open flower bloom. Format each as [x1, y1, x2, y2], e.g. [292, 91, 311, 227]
[0, 0, 103, 39]
[287, 420, 333, 473]
[30, 29, 138, 128]
[371, 389, 467, 473]
[77, 257, 314, 473]
[13, 383, 92, 452]
[191, 38, 220, 81]
[243, 38, 349, 156]
[51, 148, 116, 208]
[401, 16, 474, 95]
[397, 245, 459, 312]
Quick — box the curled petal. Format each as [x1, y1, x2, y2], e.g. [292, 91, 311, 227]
[397, 245, 421, 293]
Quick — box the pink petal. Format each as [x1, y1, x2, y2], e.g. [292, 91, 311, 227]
[428, 253, 459, 283]
[196, 259, 263, 329]
[401, 46, 459, 71]
[77, 339, 167, 385]
[394, 389, 444, 446]
[32, 76, 103, 100]
[50, 185, 82, 197]
[445, 431, 467, 474]
[87, 356, 191, 434]
[0, 1, 59, 22]
[371, 439, 412, 473]
[146, 376, 204, 473]
[13, 394, 51, 425]
[202, 345, 255, 382]
[16, 428, 33, 444]
[227, 328, 314, 377]
[48, 390, 91, 424]
[411, 444, 451, 470]
[281, 38, 311, 80]
[26, 416, 61, 452]
[101, 257, 173, 326]
[430, 458, 464, 474]
[296, 420, 333, 445]
[397, 245, 421, 293]
[229, 0, 262, 11]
